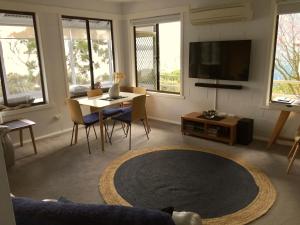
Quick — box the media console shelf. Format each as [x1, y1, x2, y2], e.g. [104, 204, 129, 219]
[181, 112, 240, 145]
[195, 83, 243, 89]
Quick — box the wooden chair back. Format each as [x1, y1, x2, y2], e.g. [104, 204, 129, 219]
[66, 98, 84, 125]
[120, 86, 134, 93]
[87, 88, 103, 97]
[131, 95, 146, 122]
[133, 87, 146, 94]
[87, 89, 102, 113]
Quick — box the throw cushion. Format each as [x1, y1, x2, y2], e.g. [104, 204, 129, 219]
[172, 211, 202, 225]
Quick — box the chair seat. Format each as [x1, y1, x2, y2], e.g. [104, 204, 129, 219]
[83, 108, 128, 126]
[83, 112, 99, 126]
[120, 107, 132, 114]
[102, 108, 123, 118]
[113, 107, 132, 123]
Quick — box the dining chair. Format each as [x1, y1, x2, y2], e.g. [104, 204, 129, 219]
[120, 86, 134, 93]
[122, 87, 146, 106]
[287, 126, 300, 173]
[110, 95, 149, 150]
[66, 98, 99, 154]
[133, 87, 147, 94]
[87, 88, 103, 114]
[87, 88, 123, 144]
[122, 86, 151, 133]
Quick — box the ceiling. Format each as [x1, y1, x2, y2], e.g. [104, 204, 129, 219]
[102, 0, 146, 2]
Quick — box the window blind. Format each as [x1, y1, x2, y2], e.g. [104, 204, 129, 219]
[277, 0, 300, 14]
[130, 14, 180, 26]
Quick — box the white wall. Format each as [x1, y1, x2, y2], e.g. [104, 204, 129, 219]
[122, 0, 300, 139]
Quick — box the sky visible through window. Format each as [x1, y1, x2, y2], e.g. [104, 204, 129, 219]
[0, 26, 37, 76]
[159, 21, 181, 74]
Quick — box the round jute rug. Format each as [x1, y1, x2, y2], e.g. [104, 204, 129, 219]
[99, 146, 276, 225]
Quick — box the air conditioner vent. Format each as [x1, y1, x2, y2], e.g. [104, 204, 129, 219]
[190, 2, 253, 25]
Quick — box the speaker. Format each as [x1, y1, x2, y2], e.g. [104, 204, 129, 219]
[237, 118, 253, 145]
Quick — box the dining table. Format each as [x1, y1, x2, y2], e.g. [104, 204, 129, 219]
[76, 91, 144, 152]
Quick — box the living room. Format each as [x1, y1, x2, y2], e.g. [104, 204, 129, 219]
[1, 0, 300, 224]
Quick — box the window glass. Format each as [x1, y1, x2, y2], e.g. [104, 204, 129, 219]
[0, 12, 45, 107]
[134, 20, 181, 94]
[159, 21, 181, 93]
[271, 13, 300, 103]
[89, 20, 114, 88]
[135, 26, 157, 91]
[62, 18, 90, 97]
[62, 17, 115, 97]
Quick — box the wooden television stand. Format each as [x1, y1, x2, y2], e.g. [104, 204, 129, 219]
[181, 112, 240, 145]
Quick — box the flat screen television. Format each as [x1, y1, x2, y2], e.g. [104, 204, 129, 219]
[189, 40, 251, 81]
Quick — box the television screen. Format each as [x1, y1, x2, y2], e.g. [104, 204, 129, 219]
[189, 40, 251, 81]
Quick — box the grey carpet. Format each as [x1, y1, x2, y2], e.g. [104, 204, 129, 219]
[6, 120, 300, 225]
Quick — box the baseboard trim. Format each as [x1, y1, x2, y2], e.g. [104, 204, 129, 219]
[12, 127, 74, 147]
[148, 116, 181, 125]
[253, 135, 293, 146]
[14, 118, 294, 147]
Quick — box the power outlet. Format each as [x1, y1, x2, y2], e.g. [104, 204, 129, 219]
[54, 114, 61, 120]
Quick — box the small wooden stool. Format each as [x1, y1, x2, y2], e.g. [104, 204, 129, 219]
[2, 119, 37, 154]
[287, 129, 300, 174]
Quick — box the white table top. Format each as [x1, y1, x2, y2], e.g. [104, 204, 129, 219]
[76, 92, 142, 109]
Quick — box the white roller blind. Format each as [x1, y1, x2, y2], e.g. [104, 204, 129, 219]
[130, 14, 180, 26]
[277, 0, 300, 14]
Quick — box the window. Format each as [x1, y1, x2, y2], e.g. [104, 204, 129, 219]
[0, 10, 46, 107]
[270, 13, 300, 104]
[134, 20, 181, 94]
[62, 16, 115, 97]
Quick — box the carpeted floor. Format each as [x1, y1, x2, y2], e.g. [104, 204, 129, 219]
[7, 120, 300, 225]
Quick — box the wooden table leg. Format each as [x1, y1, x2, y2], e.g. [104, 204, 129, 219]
[267, 110, 291, 149]
[99, 111, 105, 152]
[29, 126, 37, 154]
[19, 129, 23, 147]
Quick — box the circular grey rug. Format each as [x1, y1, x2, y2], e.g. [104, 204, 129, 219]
[114, 149, 258, 218]
[100, 146, 276, 225]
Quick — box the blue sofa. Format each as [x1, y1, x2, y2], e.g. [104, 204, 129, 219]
[12, 197, 175, 225]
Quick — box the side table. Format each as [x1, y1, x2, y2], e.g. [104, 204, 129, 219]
[2, 119, 37, 154]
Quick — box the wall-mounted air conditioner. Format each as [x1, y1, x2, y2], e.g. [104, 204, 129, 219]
[190, 2, 253, 25]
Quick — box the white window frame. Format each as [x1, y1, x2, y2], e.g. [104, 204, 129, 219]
[0, 10, 47, 107]
[266, 0, 300, 109]
[60, 15, 116, 98]
[128, 10, 185, 97]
